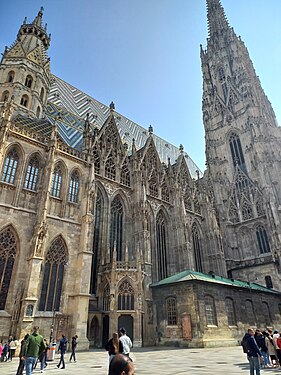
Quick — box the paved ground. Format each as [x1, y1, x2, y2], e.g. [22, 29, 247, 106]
[2, 346, 281, 374]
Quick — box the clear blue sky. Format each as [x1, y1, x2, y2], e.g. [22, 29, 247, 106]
[1, 0, 281, 171]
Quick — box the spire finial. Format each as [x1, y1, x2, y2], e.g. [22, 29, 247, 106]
[206, 0, 230, 38]
[109, 101, 115, 111]
[148, 125, 153, 135]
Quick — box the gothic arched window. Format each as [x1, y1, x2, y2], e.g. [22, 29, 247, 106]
[192, 223, 203, 272]
[103, 283, 110, 311]
[25, 75, 33, 88]
[156, 211, 168, 280]
[24, 156, 39, 191]
[117, 280, 134, 310]
[149, 172, 158, 198]
[194, 196, 201, 214]
[120, 162, 130, 187]
[39, 237, 67, 311]
[40, 87, 45, 101]
[7, 71, 15, 83]
[262, 301, 271, 325]
[36, 106, 41, 118]
[0, 227, 17, 310]
[229, 133, 246, 171]
[245, 299, 255, 325]
[184, 191, 192, 211]
[225, 297, 236, 326]
[20, 95, 29, 108]
[68, 171, 79, 203]
[50, 164, 63, 198]
[105, 153, 116, 180]
[110, 196, 123, 261]
[241, 200, 253, 221]
[90, 190, 104, 294]
[256, 226, 270, 254]
[161, 183, 169, 203]
[166, 297, 177, 325]
[1, 91, 9, 102]
[205, 295, 217, 325]
[1, 147, 19, 184]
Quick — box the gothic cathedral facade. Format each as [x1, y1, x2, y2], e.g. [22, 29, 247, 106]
[0, 1, 280, 348]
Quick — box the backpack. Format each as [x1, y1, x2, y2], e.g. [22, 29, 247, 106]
[241, 336, 250, 354]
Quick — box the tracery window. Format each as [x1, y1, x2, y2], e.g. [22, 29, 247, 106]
[205, 295, 217, 325]
[1, 148, 19, 184]
[166, 297, 177, 325]
[90, 190, 104, 294]
[194, 196, 201, 214]
[265, 275, 273, 289]
[149, 173, 158, 198]
[7, 71, 15, 83]
[38, 237, 67, 311]
[256, 226, 270, 254]
[256, 199, 265, 217]
[24, 156, 39, 191]
[102, 283, 110, 311]
[93, 147, 100, 174]
[245, 299, 255, 325]
[225, 297, 236, 326]
[229, 133, 246, 171]
[241, 200, 253, 221]
[20, 95, 29, 107]
[25, 75, 33, 88]
[105, 153, 116, 180]
[192, 223, 203, 272]
[184, 191, 192, 211]
[161, 183, 169, 203]
[1, 91, 9, 102]
[68, 171, 79, 203]
[109, 196, 123, 261]
[156, 211, 168, 280]
[120, 162, 130, 187]
[117, 280, 134, 310]
[50, 164, 63, 198]
[0, 227, 17, 310]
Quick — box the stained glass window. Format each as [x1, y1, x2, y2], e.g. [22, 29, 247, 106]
[50, 164, 63, 198]
[256, 226, 270, 254]
[24, 156, 39, 191]
[68, 171, 79, 203]
[118, 280, 134, 310]
[1, 148, 19, 184]
[0, 227, 17, 310]
[192, 223, 203, 272]
[156, 211, 167, 280]
[110, 196, 123, 261]
[229, 133, 246, 171]
[39, 237, 67, 311]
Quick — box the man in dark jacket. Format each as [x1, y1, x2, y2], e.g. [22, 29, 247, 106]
[57, 334, 68, 369]
[242, 328, 262, 375]
[22, 327, 46, 375]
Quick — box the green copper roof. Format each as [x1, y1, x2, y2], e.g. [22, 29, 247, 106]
[151, 270, 281, 295]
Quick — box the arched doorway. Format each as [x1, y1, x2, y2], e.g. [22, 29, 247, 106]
[118, 315, 134, 343]
[88, 316, 99, 347]
[102, 315, 109, 347]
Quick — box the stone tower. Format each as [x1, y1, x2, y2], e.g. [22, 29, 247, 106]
[201, 0, 281, 287]
[0, 7, 51, 118]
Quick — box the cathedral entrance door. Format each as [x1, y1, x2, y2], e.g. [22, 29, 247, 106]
[118, 315, 134, 343]
[102, 315, 109, 347]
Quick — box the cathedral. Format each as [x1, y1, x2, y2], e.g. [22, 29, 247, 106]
[0, 0, 281, 349]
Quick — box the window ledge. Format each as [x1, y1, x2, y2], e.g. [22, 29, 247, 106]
[206, 325, 218, 328]
[23, 188, 38, 195]
[0, 181, 16, 189]
[50, 196, 62, 202]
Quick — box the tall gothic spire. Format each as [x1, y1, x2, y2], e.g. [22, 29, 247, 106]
[206, 0, 230, 38]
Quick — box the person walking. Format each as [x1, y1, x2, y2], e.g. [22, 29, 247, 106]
[57, 334, 68, 369]
[22, 326, 46, 375]
[119, 328, 132, 359]
[266, 330, 278, 367]
[243, 328, 262, 375]
[69, 335, 78, 363]
[39, 339, 48, 373]
[16, 334, 29, 375]
[105, 332, 124, 364]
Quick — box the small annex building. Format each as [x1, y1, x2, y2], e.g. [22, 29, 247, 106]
[151, 270, 281, 347]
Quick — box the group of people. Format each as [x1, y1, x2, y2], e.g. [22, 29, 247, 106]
[0, 326, 79, 375]
[105, 327, 134, 375]
[242, 327, 281, 375]
[0, 335, 18, 362]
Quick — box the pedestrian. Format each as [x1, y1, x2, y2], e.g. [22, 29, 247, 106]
[16, 334, 29, 375]
[108, 353, 134, 375]
[0, 341, 3, 361]
[272, 330, 280, 366]
[277, 333, 281, 366]
[9, 337, 17, 361]
[105, 332, 124, 364]
[39, 339, 48, 373]
[243, 328, 262, 375]
[119, 328, 132, 359]
[69, 335, 78, 363]
[266, 329, 278, 367]
[2, 342, 9, 362]
[259, 331, 271, 368]
[22, 326, 46, 375]
[57, 334, 68, 369]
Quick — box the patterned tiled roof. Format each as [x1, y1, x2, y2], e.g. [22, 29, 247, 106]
[47, 75, 202, 178]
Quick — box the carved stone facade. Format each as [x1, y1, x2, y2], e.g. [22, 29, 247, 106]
[0, 2, 280, 348]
